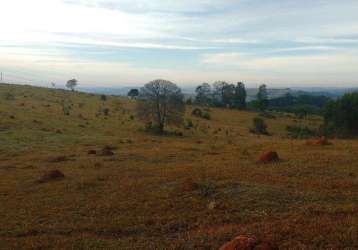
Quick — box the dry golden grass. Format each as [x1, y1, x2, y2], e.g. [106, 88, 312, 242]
[0, 83, 357, 249]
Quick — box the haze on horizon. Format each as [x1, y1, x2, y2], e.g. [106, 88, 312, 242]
[1, 0, 358, 88]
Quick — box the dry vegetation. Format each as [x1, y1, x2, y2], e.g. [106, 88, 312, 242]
[0, 83, 357, 249]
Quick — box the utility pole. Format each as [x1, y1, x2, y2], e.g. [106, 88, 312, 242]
[0, 72, 3, 82]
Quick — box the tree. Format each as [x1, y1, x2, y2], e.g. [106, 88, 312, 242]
[136, 79, 185, 134]
[212, 81, 229, 107]
[222, 84, 236, 107]
[128, 89, 139, 99]
[195, 83, 212, 106]
[256, 84, 268, 111]
[66, 79, 78, 91]
[234, 82, 247, 109]
[324, 92, 358, 136]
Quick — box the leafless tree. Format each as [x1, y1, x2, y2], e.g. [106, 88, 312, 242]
[137, 79, 185, 133]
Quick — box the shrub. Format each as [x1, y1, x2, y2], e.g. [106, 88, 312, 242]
[192, 108, 203, 117]
[192, 108, 211, 120]
[197, 181, 216, 198]
[61, 102, 70, 116]
[100, 95, 107, 101]
[185, 119, 194, 129]
[250, 117, 269, 135]
[103, 108, 110, 116]
[202, 112, 211, 120]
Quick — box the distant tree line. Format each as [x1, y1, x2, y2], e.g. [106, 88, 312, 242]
[194, 81, 271, 112]
[257, 93, 331, 117]
[194, 81, 250, 110]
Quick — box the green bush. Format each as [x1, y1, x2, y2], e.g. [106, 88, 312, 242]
[100, 95, 107, 101]
[192, 108, 211, 120]
[202, 112, 211, 120]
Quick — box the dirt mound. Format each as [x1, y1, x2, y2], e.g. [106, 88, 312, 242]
[219, 235, 278, 250]
[219, 235, 257, 250]
[103, 145, 118, 151]
[37, 170, 65, 183]
[181, 178, 198, 192]
[306, 137, 331, 146]
[98, 146, 116, 156]
[258, 151, 279, 163]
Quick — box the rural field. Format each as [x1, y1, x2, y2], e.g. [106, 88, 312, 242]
[0, 83, 357, 249]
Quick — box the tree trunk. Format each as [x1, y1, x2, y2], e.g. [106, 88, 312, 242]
[158, 123, 164, 134]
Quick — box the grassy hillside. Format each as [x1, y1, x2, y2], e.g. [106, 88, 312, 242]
[0, 83, 357, 249]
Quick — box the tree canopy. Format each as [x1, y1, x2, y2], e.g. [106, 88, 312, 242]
[324, 92, 358, 136]
[194, 81, 247, 109]
[128, 89, 139, 99]
[136, 79, 185, 133]
[66, 79, 78, 91]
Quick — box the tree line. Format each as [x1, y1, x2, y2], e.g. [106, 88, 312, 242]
[64, 78, 358, 138]
[193, 81, 269, 112]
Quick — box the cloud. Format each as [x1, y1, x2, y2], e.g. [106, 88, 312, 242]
[1, 0, 358, 86]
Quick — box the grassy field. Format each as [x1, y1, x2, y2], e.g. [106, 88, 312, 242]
[0, 83, 357, 249]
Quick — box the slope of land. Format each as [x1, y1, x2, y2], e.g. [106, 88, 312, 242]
[0, 83, 357, 249]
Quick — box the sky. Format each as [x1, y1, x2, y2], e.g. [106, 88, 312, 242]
[1, 0, 358, 88]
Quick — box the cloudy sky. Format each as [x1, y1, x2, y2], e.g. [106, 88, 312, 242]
[1, 0, 358, 87]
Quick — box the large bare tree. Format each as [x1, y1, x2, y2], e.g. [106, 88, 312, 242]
[137, 79, 185, 133]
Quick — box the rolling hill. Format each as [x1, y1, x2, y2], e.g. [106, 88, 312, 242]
[0, 83, 357, 249]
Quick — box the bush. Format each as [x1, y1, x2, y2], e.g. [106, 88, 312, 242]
[197, 181, 216, 198]
[103, 108, 110, 116]
[185, 119, 194, 129]
[192, 108, 211, 120]
[192, 108, 203, 117]
[100, 95, 107, 101]
[61, 102, 70, 116]
[202, 112, 211, 120]
[250, 117, 269, 135]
